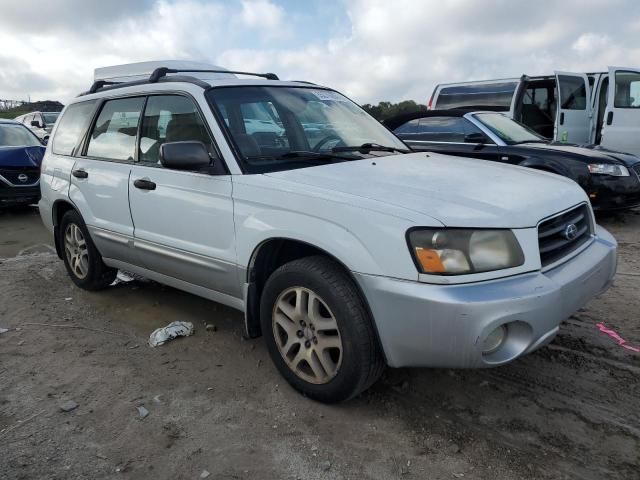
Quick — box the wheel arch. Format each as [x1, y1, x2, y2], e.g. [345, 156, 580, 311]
[243, 237, 386, 362]
[51, 199, 78, 259]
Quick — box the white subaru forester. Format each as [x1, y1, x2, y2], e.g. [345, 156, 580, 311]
[39, 61, 617, 403]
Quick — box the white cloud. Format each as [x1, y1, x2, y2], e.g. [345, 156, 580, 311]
[1, 0, 640, 105]
[240, 0, 285, 31]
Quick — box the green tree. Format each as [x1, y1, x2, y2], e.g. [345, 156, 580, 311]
[361, 100, 427, 121]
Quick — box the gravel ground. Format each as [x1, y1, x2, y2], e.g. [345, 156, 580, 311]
[1, 206, 639, 480]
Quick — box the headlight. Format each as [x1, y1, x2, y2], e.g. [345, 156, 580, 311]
[407, 228, 525, 275]
[588, 163, 629, 176]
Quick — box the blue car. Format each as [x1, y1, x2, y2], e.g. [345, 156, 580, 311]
[0, 119, 46, 207]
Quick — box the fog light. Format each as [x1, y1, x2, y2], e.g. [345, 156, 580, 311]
[482, 325, 507, 354]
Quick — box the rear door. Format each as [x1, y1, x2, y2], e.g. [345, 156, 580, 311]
[600, 67, 640, 155]
[128, 94, 239, 298]
[69, 96, 144, 265]
[555, 72, 592, 144]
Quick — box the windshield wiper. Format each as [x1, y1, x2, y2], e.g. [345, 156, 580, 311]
[278, 150, 357, 162]
[331, 143, 410, 154]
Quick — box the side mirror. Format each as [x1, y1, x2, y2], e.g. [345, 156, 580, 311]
[160, 141, 210, 171]
[464, 132, 489, 143]
[31, 120, 42, 128]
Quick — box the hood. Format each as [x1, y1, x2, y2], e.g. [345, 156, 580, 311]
[266, 152, 587, 228]
[0, 146, 46, 168]
[523, 142, 640, 167]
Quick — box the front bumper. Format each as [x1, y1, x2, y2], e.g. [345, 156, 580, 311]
[589, 171, 640, 211]
[355, 226, 617, 368]
[0, 184, 41, 206]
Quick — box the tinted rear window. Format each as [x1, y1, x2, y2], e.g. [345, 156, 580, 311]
[435, 82, 518, 110]
[52, 101, 97, 156]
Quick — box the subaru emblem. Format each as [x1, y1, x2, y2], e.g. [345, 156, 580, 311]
[563, 223, 578, 240]
[17, 174, 28, 183]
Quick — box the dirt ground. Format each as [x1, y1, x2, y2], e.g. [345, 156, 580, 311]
[1, 206, 639, 480]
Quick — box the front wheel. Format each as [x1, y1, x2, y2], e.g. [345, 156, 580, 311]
[59, 210, 117, 290]
[260, 256, 384, 403]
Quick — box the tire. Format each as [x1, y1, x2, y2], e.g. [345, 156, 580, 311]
[260, 255, 385, 403]
[59, 210, 117, 290]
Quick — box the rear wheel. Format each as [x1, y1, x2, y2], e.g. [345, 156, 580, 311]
[260, 256, 384, 403]
[59, 210, 116, 290]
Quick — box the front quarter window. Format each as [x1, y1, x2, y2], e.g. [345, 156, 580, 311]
[207, 86, 407, 172]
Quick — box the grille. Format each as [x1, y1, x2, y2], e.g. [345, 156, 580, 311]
[633, 164, 640, 181]
[0, 167, 40, 186]
[538, 204, 592, 267]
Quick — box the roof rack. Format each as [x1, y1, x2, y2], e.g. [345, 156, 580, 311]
[149, 67, 279, 83]
[80, 66, 279, 96]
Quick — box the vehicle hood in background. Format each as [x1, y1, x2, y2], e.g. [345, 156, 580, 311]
[524, 143, 640, 167]
[0, 146, 45, 168]
[266, 152, 587, 228]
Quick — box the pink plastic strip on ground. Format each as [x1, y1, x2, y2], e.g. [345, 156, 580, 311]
[596, 323, 640, 353]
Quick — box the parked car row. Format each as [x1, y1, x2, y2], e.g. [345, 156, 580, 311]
[428, 67, 640, 156]
[37, 61, 617, 403]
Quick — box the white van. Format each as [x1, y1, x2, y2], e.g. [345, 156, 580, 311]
[429, 67, 640, 156]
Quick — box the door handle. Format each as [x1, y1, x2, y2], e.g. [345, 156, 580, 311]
[72, 169, 88, 179]
[559, 112, 565, 125]
[606, 111, 614, 125]
[134, 178, 156, 191]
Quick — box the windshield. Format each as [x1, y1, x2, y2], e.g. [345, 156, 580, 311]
[473, 113, 547, 145]
[207, 86, 407, 172]
[0, 124, 42, 147]
[42, 112, 60, 124]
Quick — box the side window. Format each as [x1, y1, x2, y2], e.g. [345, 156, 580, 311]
[86, 97, 145, 161]
[558, 76, 587, 110]
[52, 101, 97, 156]
[414, 116, 467, 142]
[394, 119, 420, 135]
[139, 95, 214, 164]
[614, 71, 640, 108]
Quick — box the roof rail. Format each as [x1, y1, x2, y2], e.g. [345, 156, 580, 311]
[149, 67, 279, 83]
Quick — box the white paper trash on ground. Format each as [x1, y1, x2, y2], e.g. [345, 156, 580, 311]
[148, 321, 194, 347]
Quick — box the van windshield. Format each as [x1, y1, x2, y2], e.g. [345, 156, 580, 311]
[473, 113, 547, 145]
[207, 86, 407, 172]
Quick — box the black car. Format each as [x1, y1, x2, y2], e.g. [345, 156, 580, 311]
[385, 110, 640, 211]
[0, 120, 46, 207]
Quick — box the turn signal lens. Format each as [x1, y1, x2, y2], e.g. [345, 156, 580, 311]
[415, 248, 445, 273]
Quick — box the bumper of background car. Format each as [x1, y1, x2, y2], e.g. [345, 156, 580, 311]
[355, 226, 617, 368]
[589, 170, 640, 210]
[0, 184, 41, 206]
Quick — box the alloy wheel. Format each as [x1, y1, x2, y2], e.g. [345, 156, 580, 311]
[64, 223, 89, 279]
[272, 286, 343, 384]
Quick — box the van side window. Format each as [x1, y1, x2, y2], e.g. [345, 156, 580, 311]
[436, 82, 518, 110]
[558, 76, 587, 110]
[139, 95, 214, 164]
[614, 71, 640, 108]
[86, 97, 145, 161]
[52, 101, 97, 156]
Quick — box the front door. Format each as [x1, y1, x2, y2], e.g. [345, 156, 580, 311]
[69, 96, 145, 265]
[128, 94, 239, 297]
[555, 72, 592, 144]
[600, 67, 640, 156]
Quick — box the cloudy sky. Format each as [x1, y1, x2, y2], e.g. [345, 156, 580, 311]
[1, 0, 639, 105]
